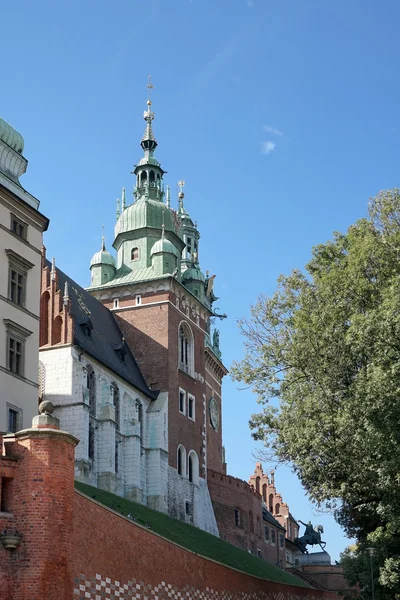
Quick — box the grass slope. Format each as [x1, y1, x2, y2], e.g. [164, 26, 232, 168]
[75, 481, 308, 588]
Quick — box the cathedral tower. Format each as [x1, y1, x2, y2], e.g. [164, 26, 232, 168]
[88, 81, 228, 533]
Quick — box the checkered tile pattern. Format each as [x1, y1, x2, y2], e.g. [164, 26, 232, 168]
[74, 574, 323, 600]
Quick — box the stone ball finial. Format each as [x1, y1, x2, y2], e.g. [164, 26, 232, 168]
[38, 400, 54, 416]
[178, 191, 184, 200]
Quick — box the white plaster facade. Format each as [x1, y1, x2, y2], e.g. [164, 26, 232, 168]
[0, 125, 48, 433]
[39, 344, 168, 510]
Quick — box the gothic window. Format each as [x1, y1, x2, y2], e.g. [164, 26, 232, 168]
[149, 170, 155, 182]
[115, 439, 120, 474]
[40, 292, 50, 346]
[271, 529, 276, 545]
[178, 322, 194, 375]
[141, 171, 147, 184]
[255, 476, 260, 494]
[88, 422, 95, 460]
[111, 383, 120, 431]
[279, 533, 284, 548]
[262, 483, 267, 503]
[188, 450, 199, 485]
[275, 503, 281, 515]
[87, 367, 96, 416]
[131, 247, 139, 261]
[177, 445, 186, 477]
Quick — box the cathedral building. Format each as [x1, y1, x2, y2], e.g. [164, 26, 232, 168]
[0, 118, 49, 434]
[38, 86, 297, 565]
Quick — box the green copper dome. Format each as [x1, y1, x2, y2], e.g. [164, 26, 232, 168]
[181, 265, 205, 283]
[0, 117, 24, 153]
[115, 199, 178, 238]
[90, 248, 116, 268]
[151, 236, 179, 257]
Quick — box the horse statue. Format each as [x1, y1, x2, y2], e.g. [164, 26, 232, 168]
[294, 520, 326, 554]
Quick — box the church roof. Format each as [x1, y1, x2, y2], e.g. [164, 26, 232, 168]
[114, 199, 178, 239]
[0, 117, 24, 153]
[47, 260, 157, 399]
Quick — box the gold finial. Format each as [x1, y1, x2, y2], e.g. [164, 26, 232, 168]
[147, 75, 154, 106]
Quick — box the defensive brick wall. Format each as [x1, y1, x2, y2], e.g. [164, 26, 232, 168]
[72, 490, 338, 600]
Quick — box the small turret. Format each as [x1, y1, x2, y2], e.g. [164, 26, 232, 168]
[150, 224, 179, 276]
[90, 235, 116, 286]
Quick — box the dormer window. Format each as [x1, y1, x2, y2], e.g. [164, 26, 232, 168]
[79, 318, 93, 338]
[131, 247, 139, 261]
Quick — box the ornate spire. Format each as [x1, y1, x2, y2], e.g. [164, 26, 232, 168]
[166, 185, 171, 208]
[141, 76, 157, 152]
[51, 257, 56, 281]
[121, 187, 126, 211]
[178, 179, 185, 213]
[116, 197, 120, 221]
[63, 281, 70, 306]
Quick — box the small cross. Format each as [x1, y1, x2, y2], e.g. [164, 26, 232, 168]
[147, 75, 154, 101]
[178, 179, 186, 194]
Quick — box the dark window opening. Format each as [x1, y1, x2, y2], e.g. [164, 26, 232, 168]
[185, 501, 190, 515]
[149, 170, 155, 182]
[179, 390, 185, 414]
[8, 408, 19, 433]
[234, 508, 241, 527]
[9, 269, 25, 306]
[141, 171, 147, 183]
[11, 216, 26, 239]
[188, 455, 193, 482]
[188, 395, 195, 419]
[1, 478, 12, 512]
[271, 529, 276, 545]
[8, 337, 23, 375]
[131, 247, 139, 261]
[279, 533, 284, 548]
[115, 441, 119, 474]
[264, 525, 269, 543]
[88, 423, 95, 460]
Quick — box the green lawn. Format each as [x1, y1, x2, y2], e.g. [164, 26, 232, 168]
[75, 481, 308, 587]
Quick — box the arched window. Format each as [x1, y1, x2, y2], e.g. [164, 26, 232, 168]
[255, 476, 260, 494]
[188, 450, 199, 485]
[141, 171, 147, 184]
[52, 315, 62, 344]
[131, 247, 139, 261]
[249, 510, 254, 533]
[40, 292, 50, 345]
[87, 366, 96, 416]
[269, 493, 274, 514]
[149, 170, 155, 182]
[177, 445, 186, 477]
[256, 516, 261, 537]
[275, 503, 281, 515]
[178, 322, 194, 375]
[111, 383, 120, 431]
[262, 483, 267, 503]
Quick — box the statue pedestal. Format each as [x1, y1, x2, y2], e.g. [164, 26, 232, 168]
[295, 550, 331, 566]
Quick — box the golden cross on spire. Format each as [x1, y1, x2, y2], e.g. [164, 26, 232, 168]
[147, 75, 154, 103]
[178, 179, 186, 194]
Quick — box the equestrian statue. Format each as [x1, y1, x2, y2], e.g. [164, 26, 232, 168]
[294, 520, 326, 554]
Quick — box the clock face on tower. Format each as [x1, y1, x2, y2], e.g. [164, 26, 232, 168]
[209, 397, 219, 430]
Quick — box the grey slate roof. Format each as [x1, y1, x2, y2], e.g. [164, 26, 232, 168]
[262, 508, 285, 531]
[48, 260, 157, 400]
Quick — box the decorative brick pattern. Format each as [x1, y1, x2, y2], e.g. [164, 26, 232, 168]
[74, 574, 320, 600]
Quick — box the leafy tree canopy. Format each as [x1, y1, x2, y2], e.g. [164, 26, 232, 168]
[231, 189, 400, 597]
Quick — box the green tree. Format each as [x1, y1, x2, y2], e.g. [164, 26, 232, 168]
[231, 189, 400, 598]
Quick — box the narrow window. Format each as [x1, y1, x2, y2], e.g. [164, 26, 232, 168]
[185, 501, 190, 515]
[271, 529, 276, 545]
[179, 389, 186, 415]
[188, 395, 195, 420]
[255, 476, 260, 494]
[188, 455, 193, 482]
[7, 408, 19, 433]
[131, 247, 139, 261]
[115, 440, 119, 474]
[136, 295, 142, 305]
[1, 478, 12, 512]
[88, 422, 95, 460]
[113, 299, 119, 309]
[264, 525, 269, 543]
[234, 508, 241, 527]
[179, 323, 193, 374]
[87, 368, 96, 417]
[177, 445, 186, 476]
[256, 516, 261, 537]
[141, 171, 147, 183]
[269, 493, 274, 513]
[275, 503, 280, 515]
[279, 533, 284, 548]
[249, 510, 254, 533]
[149, 170, 155, 182]
[257, 549, 262, 558]
[111, 384, 120, 430]
[8, 337, 23, 375]
[187, 451, 199, 485]
[262, 483, 267, 503]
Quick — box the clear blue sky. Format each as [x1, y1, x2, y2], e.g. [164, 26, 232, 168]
[3, 0, 400, 562]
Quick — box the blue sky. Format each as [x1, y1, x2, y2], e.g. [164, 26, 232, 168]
[3, 0, 400, 562]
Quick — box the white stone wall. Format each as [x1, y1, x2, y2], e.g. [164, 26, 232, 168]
[39, 345, 168, 506]
[168, 466, 219, 536]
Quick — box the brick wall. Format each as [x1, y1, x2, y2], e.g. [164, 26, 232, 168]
[207, 470, 286, 567]
[72, 490, 338, 600]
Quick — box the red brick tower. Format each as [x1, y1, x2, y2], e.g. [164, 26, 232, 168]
[0, 402, 78, 600]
